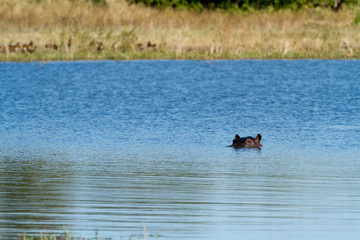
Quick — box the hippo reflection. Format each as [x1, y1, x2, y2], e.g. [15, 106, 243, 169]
[228, 134, 262, 149]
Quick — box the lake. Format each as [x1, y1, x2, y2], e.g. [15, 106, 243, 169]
[1, 60, 360, 240]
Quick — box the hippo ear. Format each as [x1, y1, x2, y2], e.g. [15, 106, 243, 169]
[233, 134, 240, 144]
[256, 134, 262, 142]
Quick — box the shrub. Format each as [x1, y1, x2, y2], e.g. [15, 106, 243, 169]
[127, 0, 359, 10]
[354, 11, 360, 25]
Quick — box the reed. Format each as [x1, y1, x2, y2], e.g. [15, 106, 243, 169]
[1, 0, 360, 60]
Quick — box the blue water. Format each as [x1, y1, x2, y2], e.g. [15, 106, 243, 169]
[1, 60, 360, 240]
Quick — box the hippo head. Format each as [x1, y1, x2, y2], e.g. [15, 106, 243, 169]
[229, 134, 262, 149]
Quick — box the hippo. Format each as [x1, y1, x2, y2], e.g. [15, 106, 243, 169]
[228, 134, 262, 149]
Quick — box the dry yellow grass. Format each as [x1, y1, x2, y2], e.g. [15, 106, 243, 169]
[1, 0, 360, 60]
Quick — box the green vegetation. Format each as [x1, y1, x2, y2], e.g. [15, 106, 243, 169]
[128, 0, 358, 11]
[354, 10, 360, 24]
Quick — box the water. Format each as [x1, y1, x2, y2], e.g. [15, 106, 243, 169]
[1, 60, 360, 240]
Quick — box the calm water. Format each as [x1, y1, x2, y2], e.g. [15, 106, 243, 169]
[1, 60, 360, 240]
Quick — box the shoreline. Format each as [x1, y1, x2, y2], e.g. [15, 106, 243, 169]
[1, 53, 359, 62]
[1, 54, 360, 62]
[1, 48, 360, 62]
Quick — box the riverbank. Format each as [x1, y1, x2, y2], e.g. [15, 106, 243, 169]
[1, 0, 360, 61]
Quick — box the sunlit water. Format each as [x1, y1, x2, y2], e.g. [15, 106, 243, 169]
[1, 60, 360, 240]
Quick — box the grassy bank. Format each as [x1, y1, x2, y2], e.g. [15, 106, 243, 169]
[1, 0, 360, 61]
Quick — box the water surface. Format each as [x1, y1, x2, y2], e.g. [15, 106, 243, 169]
[1, 60, 360, 239]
